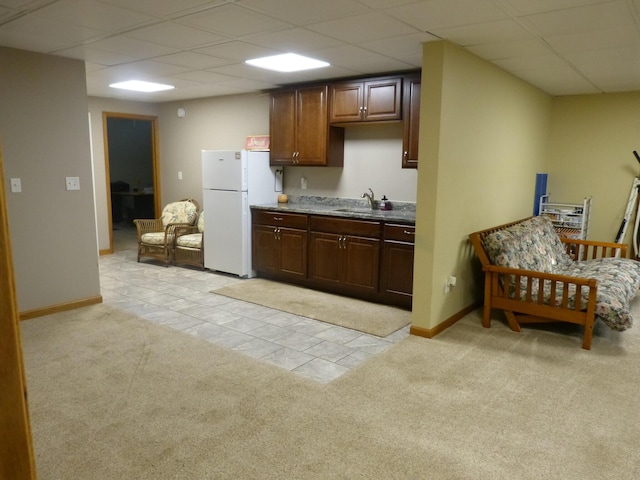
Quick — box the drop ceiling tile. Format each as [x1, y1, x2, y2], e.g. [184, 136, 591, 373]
[358, 0, 421, 7]
[86, 35, 181, 58]
[35, 0, 155, 32]
[0, 14, 104, 52]
[195, 40, 280, 62]
[153, 51, 231, 69]
[358, 32, 437, 64]
[178, 3, 291, 38]
[244, 27, 343, 53]
[384, 0, 507, 32]
[567, 44, 640, 70]
[467, 38, 552, 61]
[123, 21, 227, 49]
[544, 25, 640, 54]
[54, 45, 138, 65]
[237, 0, 368, 25]
[430, 18, 533, 46]
[307, 11, 418, 44]
[500, 0, 612, 16]
[106, 59, 192, 78]
[309, 44, 415, 73]
[98, 0, 225, 18]
[519, 1, 633, 36]
[170, 70, 236, 84]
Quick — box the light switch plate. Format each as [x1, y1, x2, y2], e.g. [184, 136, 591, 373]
[65, 176, 80, 191]
[10, 178, 21, 193]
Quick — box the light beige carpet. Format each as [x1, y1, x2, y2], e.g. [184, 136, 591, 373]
[212, 278, 411, 337]
[20, 300, 640, 480]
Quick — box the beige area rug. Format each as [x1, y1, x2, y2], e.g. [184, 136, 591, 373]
[211, 278, 411, 337]
[20, 302, 640, 479]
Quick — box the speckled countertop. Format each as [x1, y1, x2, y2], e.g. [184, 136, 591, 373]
[251, 195, 416, 225]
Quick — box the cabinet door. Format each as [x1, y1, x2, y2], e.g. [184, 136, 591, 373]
[278, 227, 308, 279]
[342, 236, 380, 293]
[296, 86, 328, 165]
[402, 73, 421, 168]
[381, 242, 414, 301]
[308, 232, 342, 285]
[252, 225, 279, 274]
[269, 90, 296, 165]
[329, 82, 363, 123]
[364, 77, 402, 122]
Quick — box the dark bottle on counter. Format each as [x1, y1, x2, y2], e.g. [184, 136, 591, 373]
[380, 195, 392, 210]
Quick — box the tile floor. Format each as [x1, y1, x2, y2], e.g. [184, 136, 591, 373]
[101, 225, 409, 383]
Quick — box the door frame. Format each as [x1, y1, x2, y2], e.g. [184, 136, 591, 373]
[102, 112, 161, 254]
[0, 148, 37, 479]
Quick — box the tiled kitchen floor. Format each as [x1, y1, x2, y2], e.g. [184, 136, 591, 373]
[100, 225, 409, 383]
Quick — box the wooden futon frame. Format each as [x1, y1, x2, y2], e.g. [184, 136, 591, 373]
[469, 217, 627, 350]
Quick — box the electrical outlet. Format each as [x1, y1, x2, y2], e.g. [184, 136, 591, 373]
[65, 176, 80, 191]
[178, 171, 183, 180]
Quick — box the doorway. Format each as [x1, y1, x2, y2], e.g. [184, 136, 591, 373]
[103, 112, 160, 253]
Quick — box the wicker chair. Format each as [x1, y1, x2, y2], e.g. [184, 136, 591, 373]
[174, 210, 205, 270]
[133, 198, 199, 265]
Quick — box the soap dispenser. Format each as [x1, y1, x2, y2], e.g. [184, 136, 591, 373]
[380, 195, 392, 211]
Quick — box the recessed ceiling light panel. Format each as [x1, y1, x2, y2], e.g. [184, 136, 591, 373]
[109, 80, 175, 92]
[245, 53, 330, 72]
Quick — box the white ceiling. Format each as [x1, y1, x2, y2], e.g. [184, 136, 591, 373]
[2, 0, 640, 102]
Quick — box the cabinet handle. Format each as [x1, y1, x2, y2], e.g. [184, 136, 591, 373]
[403, 230, 415, 235]
[273, 217, 283, 221]
[403, 151, 408, 159]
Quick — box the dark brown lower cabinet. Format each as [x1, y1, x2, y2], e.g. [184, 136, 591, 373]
[380, 224, 415, 308]
[252, 211, 307, 281]
[251, 209, 413, 308]
[309, 216, 381, 298]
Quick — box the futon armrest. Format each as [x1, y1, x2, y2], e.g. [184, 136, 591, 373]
[560, 237, 626, 260]
[483, 264, 596, 288]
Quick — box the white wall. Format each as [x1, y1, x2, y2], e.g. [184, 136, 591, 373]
[1, 47, 100, 313]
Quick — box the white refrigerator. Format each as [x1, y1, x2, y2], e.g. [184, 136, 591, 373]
[202, 150, 283, 277]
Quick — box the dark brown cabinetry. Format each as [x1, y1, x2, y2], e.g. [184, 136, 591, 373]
[380, 224, 415, 308]
[329, 77, 402, 124]
[309, 216, 381, 297]
[269, 85, 344, 167]
[251, 209, 414, 308]
[402, 73, 421, 168]
[252, 210, 308, 281]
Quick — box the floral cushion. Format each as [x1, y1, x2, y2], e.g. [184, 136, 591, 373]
[197, 210, 204, 233]
[141, 232, 171, 246]
[161, 200, 198, 227]
[482, 216, 640, 331]
[176, 233, 202, 249]
[483, 216, 573, 272]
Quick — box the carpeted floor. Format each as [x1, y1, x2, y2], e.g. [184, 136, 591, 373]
[20, 298, 640, 480]
[212, 278, 412, 337]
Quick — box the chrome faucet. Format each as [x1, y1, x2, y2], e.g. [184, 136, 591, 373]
[361, 188, 375, 209]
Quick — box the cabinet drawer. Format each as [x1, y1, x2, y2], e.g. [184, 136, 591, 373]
[384, 224, 415, 243]
[252, 210, 308, 229]
[310, 216, 381, 238]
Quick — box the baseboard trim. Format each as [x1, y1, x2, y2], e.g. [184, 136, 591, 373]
[99, 248, 113, 256]
[20, 295, 103, 321]
[410, 301, 481, 339]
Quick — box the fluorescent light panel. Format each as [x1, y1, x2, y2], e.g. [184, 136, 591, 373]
[109, 80, 174, 92]
[245, 53, 329, 72]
